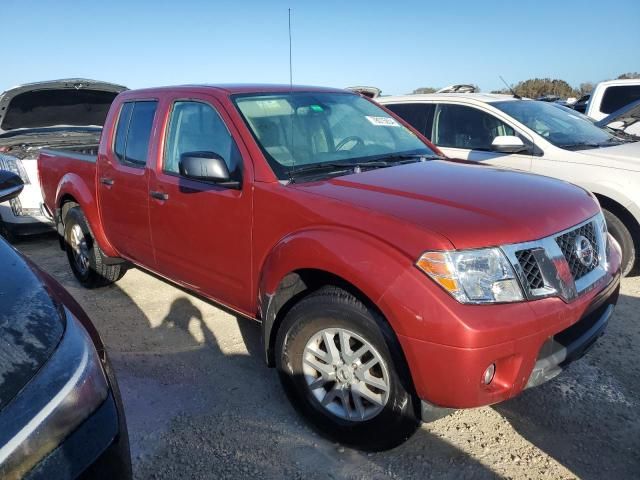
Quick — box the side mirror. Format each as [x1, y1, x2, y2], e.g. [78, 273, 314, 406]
[0, 170, 24, 203]
[178, 151, 240, 188]
[491, 135, 528, 154]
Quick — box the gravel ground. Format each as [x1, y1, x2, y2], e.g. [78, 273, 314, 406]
[17, 234, 640, 479]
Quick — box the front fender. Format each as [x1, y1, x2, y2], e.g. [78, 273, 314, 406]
[55, 174, 118, 258]
[258, 226, 424, 364]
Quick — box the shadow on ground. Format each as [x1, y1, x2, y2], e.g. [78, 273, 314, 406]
[494, 291, 640, 479]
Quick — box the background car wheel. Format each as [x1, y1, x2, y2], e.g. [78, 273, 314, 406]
[603, 209, 636, 276]
[276, 286, 421, 451]
[64, 206, 126, 288]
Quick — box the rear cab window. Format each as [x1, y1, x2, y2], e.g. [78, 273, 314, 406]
[113, 100, 158, 167]
[601, 85, 640, 114]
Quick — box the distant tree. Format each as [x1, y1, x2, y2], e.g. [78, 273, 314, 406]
[578, 82, 595, 96]
[511, 78, 578, 98]
[490, 88, 510, 94]
[617, 72, 640, 79]
[412, 87, 438, 94]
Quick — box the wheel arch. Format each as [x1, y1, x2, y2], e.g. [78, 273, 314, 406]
[257, 229, 415, 388]
[55, 173, 119, 257]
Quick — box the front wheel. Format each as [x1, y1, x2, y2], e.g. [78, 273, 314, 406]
[603, 209, 636, 276]
[276, 286, 421, 451]
[64, 206, 126, 288]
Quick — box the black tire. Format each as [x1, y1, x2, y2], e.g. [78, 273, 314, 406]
[275, 286, 420, 451]
[64, 206, 126, 288]
[603, 209, 636, 277]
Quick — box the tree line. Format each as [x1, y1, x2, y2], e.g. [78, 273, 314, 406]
[411, 72, 640, 98]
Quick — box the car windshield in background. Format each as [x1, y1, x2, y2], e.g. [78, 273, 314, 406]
[234, 92, 434, 180]
[492, 100, 621, 150]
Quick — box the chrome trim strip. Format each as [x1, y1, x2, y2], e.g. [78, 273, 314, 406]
[0, 309, 108, 480]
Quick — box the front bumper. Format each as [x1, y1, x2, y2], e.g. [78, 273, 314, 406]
[384, 233, 622, 411]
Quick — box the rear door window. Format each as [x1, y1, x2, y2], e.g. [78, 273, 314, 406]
[600, 85, 640, 114]
[433, 104, 515, 150]
[113, 100, 158, 167]
[384, 103, 435, 138]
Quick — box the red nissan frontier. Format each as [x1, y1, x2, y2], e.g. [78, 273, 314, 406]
[38, 85, 621, 450]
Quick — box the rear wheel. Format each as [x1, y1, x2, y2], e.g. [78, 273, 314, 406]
[64, 206, 126, 288]
[603, 209, 636, 276]
[276, 286, 420, 451]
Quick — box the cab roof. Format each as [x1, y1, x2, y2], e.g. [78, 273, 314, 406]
[120, 84, 350, 97]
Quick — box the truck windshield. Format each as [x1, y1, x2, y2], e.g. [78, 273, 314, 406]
[492, 100, 622, 150]
[234, 92, 435, 180]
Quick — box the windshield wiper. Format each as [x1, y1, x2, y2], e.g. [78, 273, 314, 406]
[559, 142, 601, 150]
[287, 153, 442, 183]
[290, 160, 390, 177]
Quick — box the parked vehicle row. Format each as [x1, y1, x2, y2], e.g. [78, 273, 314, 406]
[0, 171, 131, 479]
[378, 92, 640, 276]
[36, 84, 621, 450]
[0, 79, 126, 241]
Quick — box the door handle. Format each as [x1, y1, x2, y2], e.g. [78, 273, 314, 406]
[100, 177, 114, 186]
[150, 191, 169, 201]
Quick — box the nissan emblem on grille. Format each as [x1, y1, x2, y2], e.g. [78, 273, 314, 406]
[574, 235, 595, 268]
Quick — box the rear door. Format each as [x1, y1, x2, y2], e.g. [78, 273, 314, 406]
[147, 94, 253, 313]
[97, 100, 158, 266]
[431, 103, 534, 171]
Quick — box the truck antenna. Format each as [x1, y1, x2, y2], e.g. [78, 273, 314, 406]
[499, 75, 522, 99]
[288, 8, 293, 88]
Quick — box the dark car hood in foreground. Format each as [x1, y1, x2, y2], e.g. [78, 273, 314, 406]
[0, 78, 126, 135]
[0, 240, 64, 411]
[294, 160, 600, 250]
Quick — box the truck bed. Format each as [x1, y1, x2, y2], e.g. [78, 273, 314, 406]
[38, 146, 98, 219]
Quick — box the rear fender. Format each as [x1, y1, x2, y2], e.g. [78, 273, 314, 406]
[55, 173, 118, 258]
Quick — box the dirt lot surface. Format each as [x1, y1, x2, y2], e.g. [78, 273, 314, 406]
[18, 234, 640, 479]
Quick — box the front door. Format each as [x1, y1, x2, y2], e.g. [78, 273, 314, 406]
[97, 100, 158, 266]
[432, 103, 533, 171]
[148, 95, 253, 313]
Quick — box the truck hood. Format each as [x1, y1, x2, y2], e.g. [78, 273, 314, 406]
[0, 78, 126, 135]
[574, 141, 640, 172]
[0, 239, 64, 411]
[294, 160, 599, 249]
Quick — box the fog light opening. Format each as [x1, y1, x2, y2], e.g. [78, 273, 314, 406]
[483, 363, 496, 385]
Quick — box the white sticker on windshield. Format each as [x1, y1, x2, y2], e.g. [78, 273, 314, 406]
[365, 116, 400, 127]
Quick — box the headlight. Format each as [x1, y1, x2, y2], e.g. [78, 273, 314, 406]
[0, 308, 108, 479]
[0, 154, 30, 184]
[416, 248, 524, 304]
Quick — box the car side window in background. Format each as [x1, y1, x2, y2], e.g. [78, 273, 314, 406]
[113, 102, 134, 163]
[433, 104, 515, 151]
[600, 85, 640, 114]
[124, 101, 158, 166]
[164, 101, 241, 179]
[384, 103, 435, 138]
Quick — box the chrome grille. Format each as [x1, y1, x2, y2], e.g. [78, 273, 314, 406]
[515, 249, 545, 290]
[555, 221, 599, 280]
[501, 214, 608, 303]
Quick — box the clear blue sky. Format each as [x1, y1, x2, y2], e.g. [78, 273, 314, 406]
[3, 0, 639, 95]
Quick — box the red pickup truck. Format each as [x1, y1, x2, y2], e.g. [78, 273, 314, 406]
[38, 85, 621, 450]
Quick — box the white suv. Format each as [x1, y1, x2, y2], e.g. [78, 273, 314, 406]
[378, 93, 640, 275]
